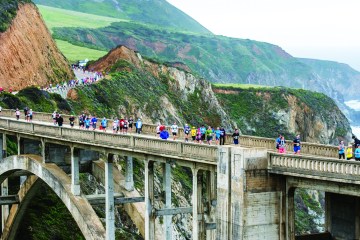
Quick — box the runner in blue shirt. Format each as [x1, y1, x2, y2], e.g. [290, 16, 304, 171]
[91, 116, 98, 130]
[84, 117, 91, 130]
[101, 117, 107, 132]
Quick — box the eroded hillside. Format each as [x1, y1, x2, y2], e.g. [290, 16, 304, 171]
[0, 3, 74, 91]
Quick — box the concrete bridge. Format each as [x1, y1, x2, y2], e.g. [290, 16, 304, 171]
[0, 111, 357, 240]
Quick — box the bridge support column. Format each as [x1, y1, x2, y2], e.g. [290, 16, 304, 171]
[17, 134, 20, 156]
[286, 187, 295, 240]
[105, 153, 115, 240]
[206, 169, 216, 240]
[71, 147, 80, 196]
[1, 179, 8, 231]
[145, 159, 155, 240]
[216, 147, 231, 239]
[1, 133, 9, 231]
[163, 161, 172, 239]
[17, 135, 27, 185]
[125, 156, 134, 191]
[192, 167, 199, 240]
[2, 133, 7, 158]
[41, 138, 46, 163]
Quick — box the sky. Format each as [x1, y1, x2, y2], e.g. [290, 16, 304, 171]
[167, 0, 360, 71]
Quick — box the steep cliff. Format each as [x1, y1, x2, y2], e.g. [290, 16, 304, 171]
[0, 2, 74, 91]
[214, 85, 352, 144]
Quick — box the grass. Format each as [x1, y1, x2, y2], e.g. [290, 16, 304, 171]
[37, 5, 125, 32]
[213, 83, 273, 89]
[55, 39, 107, 62]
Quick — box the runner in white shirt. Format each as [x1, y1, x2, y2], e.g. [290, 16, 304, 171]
[171, 122, 179, 140]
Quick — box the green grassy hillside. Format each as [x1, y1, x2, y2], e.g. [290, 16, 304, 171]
[52, 21, 313, 88]
[0, 0, 31, 32]
[34, 0, 210, 34]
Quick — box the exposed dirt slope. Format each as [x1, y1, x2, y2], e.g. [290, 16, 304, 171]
[0, 3, 74, 91]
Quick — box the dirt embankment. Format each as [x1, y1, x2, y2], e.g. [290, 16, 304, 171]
[0, 3, 74, 91]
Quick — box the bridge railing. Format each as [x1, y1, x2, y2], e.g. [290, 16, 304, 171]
[0, 118, 219, 163]
[268, 153, 360, 179]
[0, 109, 339, 158]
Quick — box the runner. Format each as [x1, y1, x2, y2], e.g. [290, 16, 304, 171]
[214, 127, 221, 145]
[28, 109, 33, 122]
[57, 114, 64, 127]
[113, 118, 119, 133]
[276, 134, 282, 152]
[79, 114, 85, 129]
[293, 134, 301, 155]
[196, 128, 203, 144]
[101, 117, 107, 132]
[136, 119, 142, 134]
[278, 136, 286, 153]
[206, 126, 213, 145]
[232, 129, 240, 145]
[355, 145, 360, 161]
[338, 140, 345, 159]
[84, 117, 91, 130]
[15, 108, 20, 120]
[346, 144, 353, 160]
[119, 118, 125, 134]
[200, 125, 206, 142]
[123, 118, 129, 134]
[171, 122, 179, 140]
[184, 124, 191, 142]
[160, 128, 169, 140]
[156, 123, 161, 137]
[219, 127, 226, 145]
[69, 115, 75, 128]
[128, 117, 134, 132]
[52, 111, 57, 125]
[23, 106, 29, 120]
[91, 115, 98, 130]
[191, 126, 197, 142]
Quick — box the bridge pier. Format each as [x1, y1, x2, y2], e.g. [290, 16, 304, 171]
[71, 146, 80, 196]
[163, 161, 172, 239]
[125, 156, 134, 191]
[206, 169, 216, 240]
[105, 153, 115, 240]
[145, 159, 155, 240]
[192, 167, 199, 240]
[1, 133, 9, 231]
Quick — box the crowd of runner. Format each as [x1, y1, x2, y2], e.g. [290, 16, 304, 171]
[275, 133, 360, 161]
[10, 106, 360, 154]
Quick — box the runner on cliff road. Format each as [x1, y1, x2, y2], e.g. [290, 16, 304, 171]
[206, 126, 213, 145]
[191, 126, 197, 142]
[346, 144, 353, 160]
[184, 124, 191, 142]
[128, 117, 134, 132]
[101, 117, 107, 132]
[136, 119, 142, 134]
[69, 115, 75, 128]
[338, 140, 345, 159]
[232, 129, 240, 145]
[15, 108, 20, 120]
[278, 135, 286, 153]
[219, 127, 226, 145]
[171, 122, 179, 141]
[293, 134, 301, 154]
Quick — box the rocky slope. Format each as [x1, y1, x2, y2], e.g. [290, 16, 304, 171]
[0, 2, 74, 91]
[68, 45, 234, 129]
[214, 86, 352, 144]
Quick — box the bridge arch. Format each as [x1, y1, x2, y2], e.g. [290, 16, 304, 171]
[0, 155, 106, 240]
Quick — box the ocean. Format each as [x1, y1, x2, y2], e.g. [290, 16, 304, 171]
[345, 100, 360, 137]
